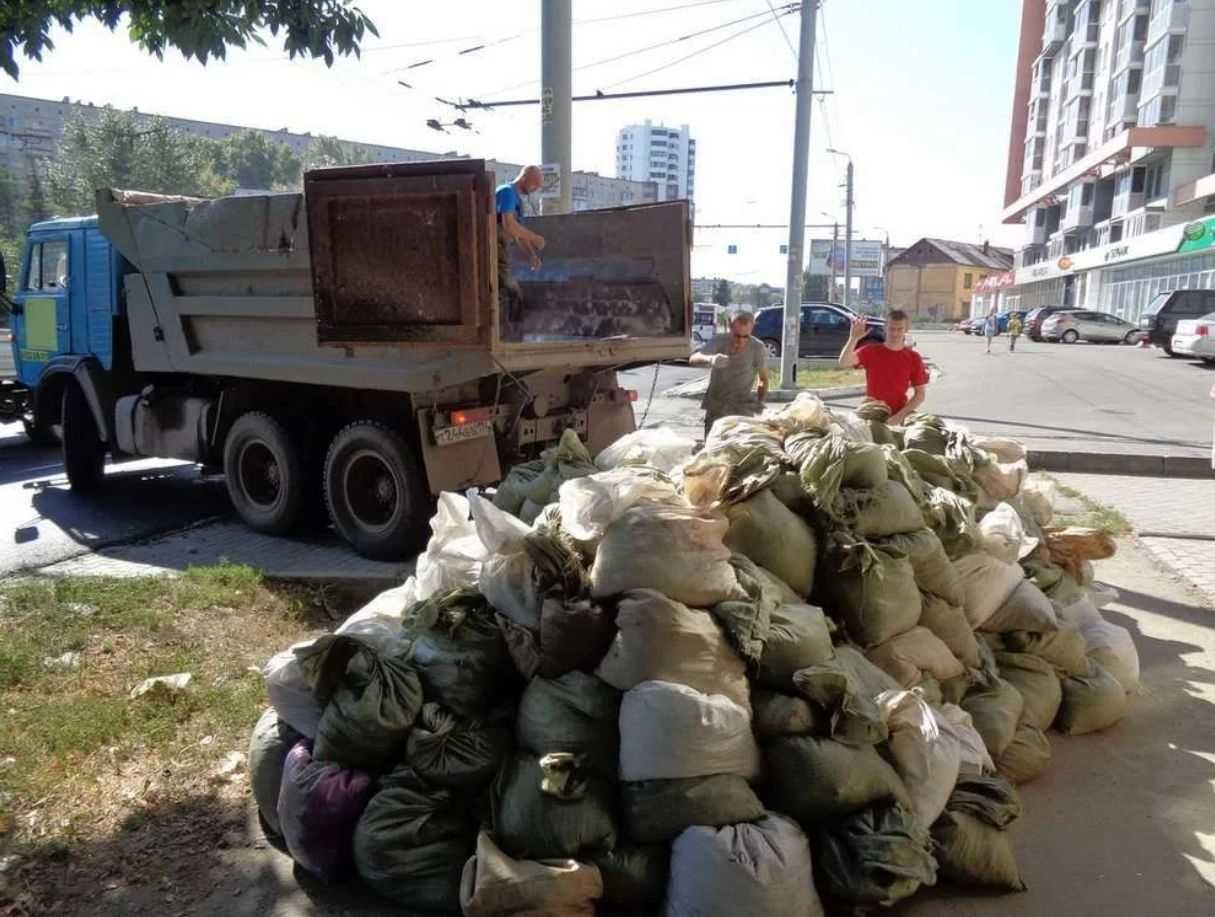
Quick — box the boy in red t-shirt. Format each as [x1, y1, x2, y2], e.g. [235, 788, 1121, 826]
[838, 309, 929, 425]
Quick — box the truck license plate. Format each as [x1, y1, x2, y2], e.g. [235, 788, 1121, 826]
[434, 420, 493, 446]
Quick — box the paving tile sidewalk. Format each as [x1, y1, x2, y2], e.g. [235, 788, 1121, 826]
[1057, 472, 1215, 602]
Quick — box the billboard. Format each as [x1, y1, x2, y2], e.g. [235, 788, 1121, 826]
[808, 239, 884, 277]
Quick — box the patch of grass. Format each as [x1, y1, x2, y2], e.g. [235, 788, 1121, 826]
[767, 366, 864, 390]
[1050, 479, 1133, 536]
[0, 561, 350, 851]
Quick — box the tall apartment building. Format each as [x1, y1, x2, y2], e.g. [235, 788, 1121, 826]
[0, 92, 656, 211]
[615, 121, 695, 204]
[1000, 0, 1215, 320]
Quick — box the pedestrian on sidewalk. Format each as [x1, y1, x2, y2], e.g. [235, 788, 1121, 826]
[838, 308, 929, 426]
[689, 310, 768, 439]
[1007, 312, 1023, 352]
[984, 306, 998, 354]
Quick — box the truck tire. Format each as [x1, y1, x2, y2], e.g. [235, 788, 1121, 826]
[323, 421, 429, 560]
[61, 383, 106, 492]
[23, 415, 60, 447]
[223, 411, 307, 535]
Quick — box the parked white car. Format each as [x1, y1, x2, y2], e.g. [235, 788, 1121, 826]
[1041, 309, 1143, 344]
[1171, 311, 1215, 365]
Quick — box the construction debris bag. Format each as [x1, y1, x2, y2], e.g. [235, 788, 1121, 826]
[710, 554, 778, 670]
[1055, 660, 1128, 735]
[666, 814, 823, 917]
[925, 485, 980, 559]
[903, 416, 950, 456]
[589, 504, 745, 606]
[813, 801, 938, 909]
[297, 634, 424, 772]
[460, 830, 603, 917]
[621, 774, 765, 844]
[918, 593, 981, 669]
[972, 458, 1028, 505]
[417, 491, 491, 600]
[723, 488, 818, 597]
[1081, 618, 1140, 693]
[999, 624, 1089, 677]
[277, 741, 373, 883]
[953, 553, 1026, 630]
[497, 595, 617, 682]
[407, 588, 518, 720]
[792, 646, 900, 746]
[820, 537, 922, 648]
[980, 580, 1059, 634]
[751, 689, 828, 738]
[948, 774, 1023, 828]
[994, 652, 1063, 730]
[960, 678, 1025, 759]
[798, 433, 888, 508]
[933, 704, 996, 775]
[515, 671, 621, 779]
[352, 765, 474, 911]
[878, 690, 963, 831]
[405, 701, 513, 789]
[773, 391, 833, 436]
[978, 502, 1038, 565]
[594, 427, 696, 474]
[618, 680, 759, 781]
[557, 466, 683, 542]
[836, 480, 926, 538]
[997, 723, 1051, 785]
[764, 734, 910, 822]
[497, 430, 598, 523]
[972, 437, 1026, 463]
[865, 626, 966, 688]
[683, 420, 787, 507]
[758, 602, 836, 690]
[931, 810, 1026, 892]
[589, 845, 669, 912]
[250, 707, 303, 838]
[905, 450, 977, 503]
[492, 752, 618, 860]
[882, 529, 963, 606]
[768, 470, 817, 517]
[755, 564, 802, 603]
[1021, 475, 1058, 528]
[494, 460, 547, 518]
[783, 430, 827, 468]
[595, 589, 750, 709]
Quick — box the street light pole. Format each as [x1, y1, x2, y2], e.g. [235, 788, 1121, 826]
[830, 222, 838, 301]
[779, 0, 818, 391]
[843, 159, 854, 310]
[541, 0, 572, 214]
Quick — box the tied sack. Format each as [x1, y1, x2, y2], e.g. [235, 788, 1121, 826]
[953, 553, 1025, 630]
[758, 602, 836, 690]
[918, 593, 981, 669]
[865, 626, 966, 688]
[751, 689, 828, 738]
[621, 775, 765, 845]
[813, 801, 938, 909]
[618, 680, 759, 782]
[589, 504, 745, 607]
[557, 465, 683, 543]
[835, 480, 926, 538]
[593, 426, 696, 473]
[792, 646, 901, 746]
[722, 488, 818, 597]
[404, 701, 513, 789]
[931, 775, 1026, 892]
[881, 529, 963, 607]
[1056, 659, 1128, 735]
[460, 831, 603, 917]
[960, 678, 1025, 760]
[249, 708, 303, 838]
[590, 845, 670, 912]
[994, 652, 1062, 731]
[980, 580, 1059, 634]
[515, 671, 621, 780]
[764, 734, 911, 822]
[820, 536, 922, 648]
[997, 723, 1051, 785]
[1081, 617, 1140, 693]
[878, 690, 963, 831]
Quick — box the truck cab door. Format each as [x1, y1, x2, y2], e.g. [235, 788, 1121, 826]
[12, 235, 71, 386]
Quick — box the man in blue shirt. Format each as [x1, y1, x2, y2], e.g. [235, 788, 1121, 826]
[496, 165, 546, 337]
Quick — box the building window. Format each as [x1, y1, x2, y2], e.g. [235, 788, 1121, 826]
[963, 273, 973, 289]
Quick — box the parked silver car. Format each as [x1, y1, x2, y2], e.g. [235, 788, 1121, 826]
[1041, 309, 1143, 344]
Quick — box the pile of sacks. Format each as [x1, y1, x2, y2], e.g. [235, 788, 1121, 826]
[248, 396, 1137, 915]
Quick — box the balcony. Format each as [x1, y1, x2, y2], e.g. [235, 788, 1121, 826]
[1061, 201, 1093, 233]
[1111, 188, 1145, 219]
[1114, 39, 1145, 73]
[1148, 0, 1189, 44]
[1043, 17, 1068, 55]
[1021, 170, 1044, 197]
[1118, 0, 1149, 23]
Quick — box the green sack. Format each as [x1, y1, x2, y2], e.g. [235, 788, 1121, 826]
[949, 774, 1023, 829]
[997, 723, 1051, 785]
[751, 689, 827, 738]
[925, 485, 980, 559]
[883, 444, 929, 509]
[1055, 660, 1128, 735]
[918, 593, 980, 669]
[820, 536, 922, 648]
[352, 766, 474, 911]
[881, 528, 963, 606]
[709, 554, 777, 670]
[767, 470, 816, 516]
[765, 735, 910, 822]
[835, 480, 926, 538]
[300, 634, 423, 772]
[589, 845, 670, 911]
[960, 677, 1024, 759]
[496, 595, 616, 683]
[514, 671, 621, 779]
[249, 707, 302, 838]
[792, 645, 899, 745]
[814, 802, 938, 908]
[931, 810, 1026, 892]
[757, 602, 835, 690]
[903, 417, 950, 456]
[621, 774, 764, 844]
[995, 652, 1063, 731]
[798, 433, 888, 508]
[905, 449, 976, 501]
[1000, 625, 1089, 677]
[723, 489, 818, 597]
[492, 751, 618, 859]
[405, 701, 513, 789]
[494, 460, 547, 516]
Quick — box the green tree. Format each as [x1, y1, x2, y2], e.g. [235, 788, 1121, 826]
[303, 135, 375, 172]
[1, 1, 378, 80]
[214, 129, 302, 190]
[713, 278, 731, 309]
[25, 158, 52, 223]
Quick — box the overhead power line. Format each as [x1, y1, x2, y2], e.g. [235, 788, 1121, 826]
[451, 79, 806, 109]
[578, 0, 752, 24]
[765, 0, 799, 61]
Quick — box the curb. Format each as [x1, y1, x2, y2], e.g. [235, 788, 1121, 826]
[1028, 449, 1215, 479]
[664, 382, 867, 401]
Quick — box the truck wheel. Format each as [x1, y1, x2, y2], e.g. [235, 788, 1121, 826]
[22, 415, 59, 447]
[61, 383, 106, 492]
[324, 421, 429, 560]
[223, 411, 307, 535]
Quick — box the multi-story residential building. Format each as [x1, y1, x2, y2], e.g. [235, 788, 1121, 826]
[615, 120, 695, 204]
[885, 239, 1015, 321]
[1000, 0, 1215, 320]
[0, 92, 655, 211]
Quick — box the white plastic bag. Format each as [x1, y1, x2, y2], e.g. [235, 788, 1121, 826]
[415, 492, 489, 600]
[933, 703, 995, 776]
[772, 392, 832, 435]
[878, 690, 962, 831]
[979, 502, 1039, 565]
[558, 467, 684, 542]
[1081, 618, 1140, 693]
[594, 427, 696, 473]
[1021, 474, 1058, 528]
[619, 680, 759, 781]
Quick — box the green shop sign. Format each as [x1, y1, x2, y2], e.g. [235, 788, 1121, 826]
[1178, 217, 1215, 253]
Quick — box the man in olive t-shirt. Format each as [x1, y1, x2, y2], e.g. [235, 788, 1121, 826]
[689, 311, 769, 439]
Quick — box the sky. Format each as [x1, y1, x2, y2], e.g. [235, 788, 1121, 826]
[5, 0, 1025, 286]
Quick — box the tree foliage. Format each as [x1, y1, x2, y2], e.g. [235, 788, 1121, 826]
[713, 278, 731, 309]
[302, 134, 376, 171]
[214, 129, 301, 190]
[1, 1, 378, 80]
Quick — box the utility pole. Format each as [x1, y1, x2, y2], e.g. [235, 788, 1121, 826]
[829, 222, 839, 302]
[541, 0, 572, 214]
[779, 0, 818, 391]
[842, 159, 854, 310]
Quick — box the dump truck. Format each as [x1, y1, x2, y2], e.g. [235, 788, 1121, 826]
[4, 160, 691, 558]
